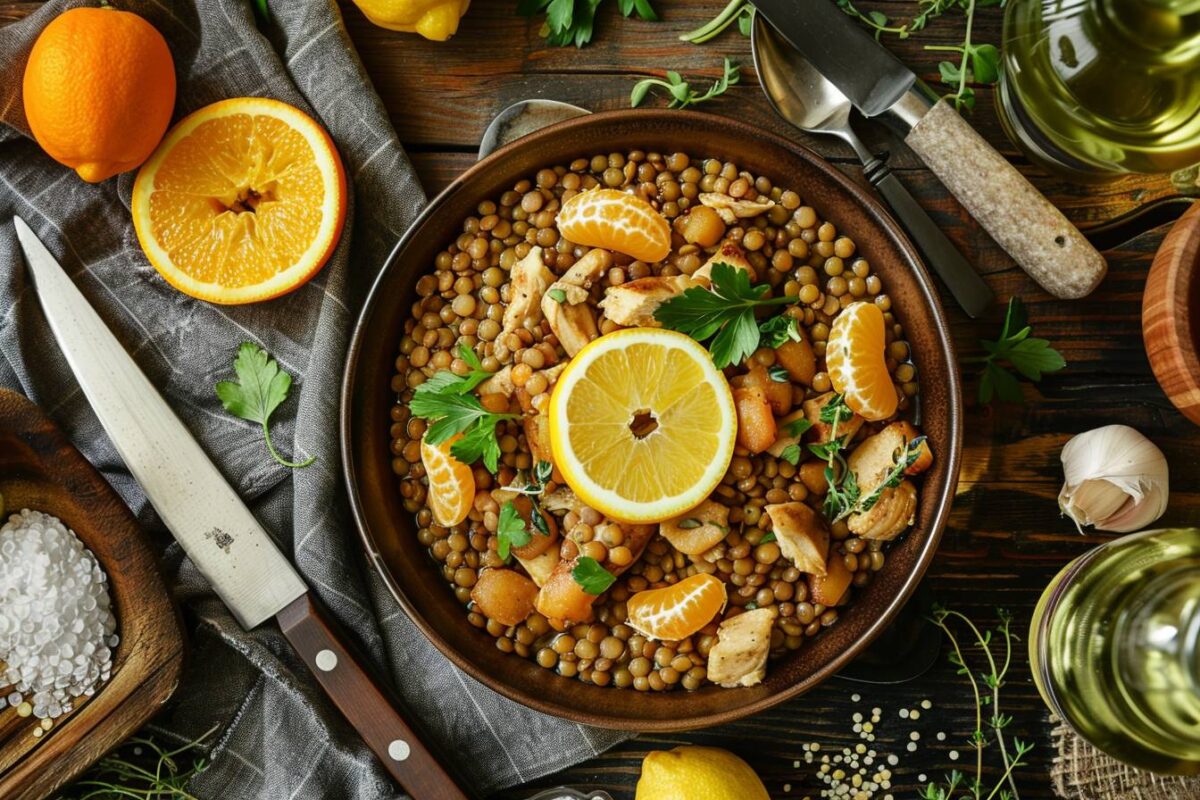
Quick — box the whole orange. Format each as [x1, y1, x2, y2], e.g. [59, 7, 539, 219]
[23, 6, 176, 183]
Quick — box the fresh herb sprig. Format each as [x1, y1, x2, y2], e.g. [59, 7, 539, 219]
[572, 555, 617, 594]
[777, 416, 813, 466]
[517, 0, 657, 48]
[679, 0, 753, 43]
[921, 607, 1032, 800]
[215, 343, 315, 469]
[836, 0, 1006, 110]
[631, 58, 740, 110]
[806, 395, 855, 519]
[758, 314, 803, 349]
[497, 461, 554, 561]
[846, 437, 926, 520]
[965, 297, 1065, 405]
[57, 728, 217, 800]
[408, 345, 518, 472]
[654, 262, 795, 367]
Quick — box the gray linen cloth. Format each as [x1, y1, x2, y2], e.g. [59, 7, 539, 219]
[0, 1, 627, 797]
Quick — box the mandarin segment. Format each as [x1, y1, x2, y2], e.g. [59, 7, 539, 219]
[557, 188, 672, 263]
[420, 434, 475, 527]
[131, 97, 346, 305]
[825, 302, 899, 421]
[626, 574, 728, 641]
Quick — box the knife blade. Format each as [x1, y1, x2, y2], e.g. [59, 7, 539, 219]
[747, 0, 1108, 300]
[748, 0, 929, 124]
[14, 215, 308, 629]
[15, 216, 471, 799]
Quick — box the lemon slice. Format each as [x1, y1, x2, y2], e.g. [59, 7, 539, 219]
[548, 328, 736, 523]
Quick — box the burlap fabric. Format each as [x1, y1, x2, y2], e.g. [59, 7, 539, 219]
[1050, 716, 1200, 800]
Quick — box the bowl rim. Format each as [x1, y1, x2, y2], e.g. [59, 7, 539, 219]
[340, 108, 962, 730]
[1143, 201, 1200, 425]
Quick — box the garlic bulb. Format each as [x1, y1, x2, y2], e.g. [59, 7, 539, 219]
[1059, 424, 1169, 533]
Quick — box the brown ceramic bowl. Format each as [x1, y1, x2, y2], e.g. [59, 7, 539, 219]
[341, 110, 962, 731]
[1144, 201, 1200, 426]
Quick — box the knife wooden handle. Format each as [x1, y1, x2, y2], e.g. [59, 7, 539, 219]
[904, 99, 1107, 299]
[277, 594, 472, 800]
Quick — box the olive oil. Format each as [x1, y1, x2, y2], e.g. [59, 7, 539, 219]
[1000, 0, 1200, 177]
[1030, 528, 1200, 774]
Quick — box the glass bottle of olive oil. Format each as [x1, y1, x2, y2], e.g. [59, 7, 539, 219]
[1030, 528, 1200, 774]
[999, 0, 1200, 178]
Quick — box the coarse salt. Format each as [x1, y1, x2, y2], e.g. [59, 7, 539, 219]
[0, 509, 118, 720]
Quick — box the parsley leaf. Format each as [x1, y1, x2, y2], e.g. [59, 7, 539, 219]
[971, 298, 1065, 405]
[783, 417, 813, 438]
[572, 556, 617, 595]
[760, 530, 777, 544]
[779, 443, 803, 465]
[631, 58, 740, 110]
[654, 262, 795, 368]
[497, 502, 532, 561]
[408, 349, 518, 472]
[519, 0, 656, 48]
[215, 343, 314, 469]
[759, 314, 802, 349]
[819, 394, 854, 424]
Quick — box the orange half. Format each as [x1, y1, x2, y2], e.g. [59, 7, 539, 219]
[131, 97, 346, 304]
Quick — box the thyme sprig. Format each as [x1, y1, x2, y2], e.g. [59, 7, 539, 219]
[922, 607, 1032, 800]
[57, 728, 217, 800]
[631, 57, 740, 110]
[836, 0, 1006, 111]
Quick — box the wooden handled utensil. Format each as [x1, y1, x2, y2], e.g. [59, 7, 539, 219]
[13, 216, 471, 800]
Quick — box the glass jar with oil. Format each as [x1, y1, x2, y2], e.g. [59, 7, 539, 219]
[1000, 0, 1200, 178]
[1030, 528, 1200, 773]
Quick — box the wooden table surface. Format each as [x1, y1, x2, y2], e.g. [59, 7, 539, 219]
[4, 1, 1197, 798]
[336, 3, 1197, 799]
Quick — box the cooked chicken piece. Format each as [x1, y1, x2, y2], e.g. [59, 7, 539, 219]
[803, 392, 865, 445]
[809, 550, 853, 606]
[848, 479, 918, 541]
[478, 365, 515, 397]
[501, 246, 556, 340]
[660, 499, 731, 555]
[767, 409, 809, 458]
[599, 274, 698, 327]
[693, 241, 757, 285]
[541, 248, 611, 356]
[535, 521, 655, 626]
[706, 607, 777, 688]
[698, 192, 776, 224]
[764, 502, 830, 576]
[517, 548, 560, 588]
[847, 421, 933, 494]
[541, 486, 585, 515]
[478, 362, 565, 399]
[523, 411, 554, 470]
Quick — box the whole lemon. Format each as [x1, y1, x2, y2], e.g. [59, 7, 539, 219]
[635, 746, 770, 800]
[350, 0, 471, 41]
[23, 7, 175, 183]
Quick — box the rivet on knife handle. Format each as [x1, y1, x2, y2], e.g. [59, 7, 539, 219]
[904, 100, 1107, 299]
[277, 594, 472, 800]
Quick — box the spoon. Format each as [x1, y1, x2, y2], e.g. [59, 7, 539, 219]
[751, 14, 994, 319]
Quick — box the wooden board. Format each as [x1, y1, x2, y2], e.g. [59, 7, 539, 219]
[0, 390, 184, 800]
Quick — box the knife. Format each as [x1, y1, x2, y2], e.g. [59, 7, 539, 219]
[748, 0, 1108, 300]
[13, 216, 471, 800]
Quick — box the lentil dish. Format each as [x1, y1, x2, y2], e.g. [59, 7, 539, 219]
[391, 149, 933, 693]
